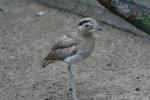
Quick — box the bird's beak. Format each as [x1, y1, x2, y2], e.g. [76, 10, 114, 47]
[96, 27, 103, 31]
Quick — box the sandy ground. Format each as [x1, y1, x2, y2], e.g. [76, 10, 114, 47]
[0, 0, 150, 100]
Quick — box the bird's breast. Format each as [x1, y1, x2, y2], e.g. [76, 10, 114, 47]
[64, 38, 95, 65]
[78, 38, 95, 58]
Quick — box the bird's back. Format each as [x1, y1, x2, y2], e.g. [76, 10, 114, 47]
[41, 32, 81, 67]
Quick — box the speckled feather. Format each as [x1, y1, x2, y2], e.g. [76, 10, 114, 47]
[41, 33, 80, 68]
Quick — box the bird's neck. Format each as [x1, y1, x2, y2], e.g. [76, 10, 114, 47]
[78, 31, 93, 39]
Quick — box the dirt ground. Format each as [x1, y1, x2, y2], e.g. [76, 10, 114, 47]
[0, 0, 150, 100]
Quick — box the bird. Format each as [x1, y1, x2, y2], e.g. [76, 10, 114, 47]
[41, 17, 102, 100]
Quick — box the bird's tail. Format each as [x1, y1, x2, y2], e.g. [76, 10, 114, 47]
[41, 59, 53, 68]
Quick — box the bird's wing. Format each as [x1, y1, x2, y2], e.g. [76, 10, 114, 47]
[41, 33, 80, 68]
[51, 33, 80, 50]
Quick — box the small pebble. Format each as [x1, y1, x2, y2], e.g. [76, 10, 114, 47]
[107, 63, 112, 66]
[44, 98, 49, 100]
[37, 11, 46, 16]
[136, 76, 140, 79]
[8, 55, 15, 59]
[135, 88, 140, 91]
[1, 46, 5, 50]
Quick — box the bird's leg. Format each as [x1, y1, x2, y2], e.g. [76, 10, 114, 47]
[68, 64, 78, 100]
[68, 64, 74, 96]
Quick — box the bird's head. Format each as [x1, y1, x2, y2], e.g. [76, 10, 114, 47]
[78, 17, 102, 36]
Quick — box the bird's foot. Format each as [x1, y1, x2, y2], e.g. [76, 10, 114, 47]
[68, 88, 79, 100]
[68, 88, 73, 97]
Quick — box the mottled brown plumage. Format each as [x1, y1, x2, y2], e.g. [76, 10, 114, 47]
[41, 33, 80, 68]
[41, 17, 101, 68]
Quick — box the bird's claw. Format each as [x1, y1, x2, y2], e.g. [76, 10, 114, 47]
[68, 88, 73, 97]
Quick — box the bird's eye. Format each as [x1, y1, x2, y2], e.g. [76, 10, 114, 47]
[85, 25, 92, 29]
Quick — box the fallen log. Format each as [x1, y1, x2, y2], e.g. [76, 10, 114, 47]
[97, 0, 150, 34]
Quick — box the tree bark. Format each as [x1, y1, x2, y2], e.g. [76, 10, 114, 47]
[97, 0, 150, 34]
